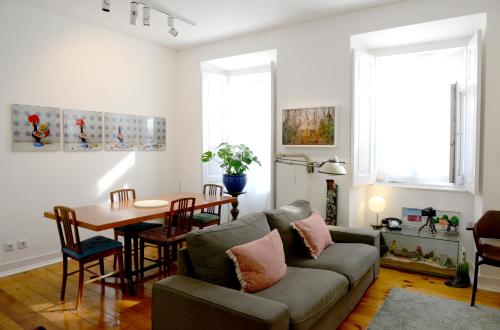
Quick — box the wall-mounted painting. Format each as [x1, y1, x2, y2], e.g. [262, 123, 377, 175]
[63, 109, 103, 151]
[138, 116, 166, 151]
[104, 113, 137, 151]
[282, 106, 336, 147]
[11, 104, 61, 151]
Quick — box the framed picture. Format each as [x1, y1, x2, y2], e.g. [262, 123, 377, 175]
[282, 106, 336, 147]
[63, 109, 103, 151]
[402, 207, 425, 228]
[104, 113, 137, 151]
[138, 116, 166, 151]
[11, 104, 61, 151]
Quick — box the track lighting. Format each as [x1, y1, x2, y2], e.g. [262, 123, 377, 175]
[102, 0, 110, 12]
[130, 1, 138, 25]
[168, 16, 178, 37]
[143, 6, 151, 26]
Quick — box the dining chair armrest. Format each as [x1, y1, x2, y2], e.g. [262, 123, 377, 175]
[152, 275, 289, 330]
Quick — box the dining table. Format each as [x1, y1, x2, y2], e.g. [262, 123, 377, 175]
[44, 192, 238, 295]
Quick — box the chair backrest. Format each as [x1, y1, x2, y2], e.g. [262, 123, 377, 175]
[202, 184, 223, 216]
[110, 188, 136, 203]
[54, 206, 81, 254]
[473, 210, 500, 254]
[165, 197, 195, 238]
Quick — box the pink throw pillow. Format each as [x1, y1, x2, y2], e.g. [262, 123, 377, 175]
[226, 229, 287, 293]
[291, 212, 333, 258]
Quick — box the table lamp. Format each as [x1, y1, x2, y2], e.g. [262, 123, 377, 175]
[369, 196, 386, 230]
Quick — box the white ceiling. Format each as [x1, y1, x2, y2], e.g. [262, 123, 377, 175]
[20, 0, 401, 50]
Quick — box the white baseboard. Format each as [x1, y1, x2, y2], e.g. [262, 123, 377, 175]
[0, 251, 62, 278]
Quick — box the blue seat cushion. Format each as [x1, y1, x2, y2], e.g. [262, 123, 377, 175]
[114, 222, 162, 234]
[63, 236, 122, 260]
[192, 213, 220, 224]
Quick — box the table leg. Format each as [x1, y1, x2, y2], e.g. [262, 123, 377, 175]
[230, 198, 239, 220]
[123, 233, 136, 295]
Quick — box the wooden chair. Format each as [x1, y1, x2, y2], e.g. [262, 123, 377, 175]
[111, 189, 162, 276]
[191, 184, 223, 229]
[471, 210, 500, 306]
[138, 198, 195, 277]
[54, 206, 125, 308]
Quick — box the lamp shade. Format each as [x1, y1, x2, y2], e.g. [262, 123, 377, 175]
[319, 157, 347, 175]
[368, 196, 386, 213]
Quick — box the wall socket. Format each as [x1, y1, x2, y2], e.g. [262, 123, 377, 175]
[4, 241, 15, 252]
[17, 239, 28, 250]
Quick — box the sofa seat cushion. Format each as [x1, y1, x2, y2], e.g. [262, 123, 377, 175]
[186, 212, 271, 289]
[253, 266, 348, 330]
[287, 243, 378, 286]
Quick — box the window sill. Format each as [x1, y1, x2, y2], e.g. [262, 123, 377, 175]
[373, 181, 469, 193]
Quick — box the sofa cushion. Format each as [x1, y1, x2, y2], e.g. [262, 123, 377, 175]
[264, 200, 312, 257]
[286, 243, 378, 286]
[291, 212, 333, 258]
[253, 266, 348, 330]
[186, 212, 271, 289]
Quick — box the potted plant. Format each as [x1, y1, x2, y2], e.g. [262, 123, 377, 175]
[201, 143, 261, 193]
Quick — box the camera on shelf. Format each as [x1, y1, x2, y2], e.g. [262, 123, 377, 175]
[418, 207, 437, 235]
[421, 207, 436, 219]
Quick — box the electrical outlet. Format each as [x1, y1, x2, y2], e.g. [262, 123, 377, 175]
[17, 239, 28, 250]
[4, 241, 15, 252]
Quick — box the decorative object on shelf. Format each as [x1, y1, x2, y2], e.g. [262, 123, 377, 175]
[201, 143, 261, 194]
[418, 207, 438, 235]
[436, 214, 460, 232]
[274, 154, 347, 175]
[325, 179, 337, 225]
[137, 116, 166, 151]
[402, 207, 424, 228]
[104, 113, 137, 151]
[63, 109, 102, 151]
[369, 196, 386, 230]
[445, 247, 471, 288]
[101, 0, 196, 37]
[282, 106, 336, 146]
[11, 104, 60, 151]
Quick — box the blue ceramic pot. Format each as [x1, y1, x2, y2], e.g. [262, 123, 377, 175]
[223, 174, 247, 193]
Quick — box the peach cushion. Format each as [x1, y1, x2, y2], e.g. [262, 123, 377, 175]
[291, 212, 333, 258]
[226, 229, 287, 293]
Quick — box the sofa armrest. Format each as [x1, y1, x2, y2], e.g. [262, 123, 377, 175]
[152, 275, 289, 330]
[327, 226, 380, 251]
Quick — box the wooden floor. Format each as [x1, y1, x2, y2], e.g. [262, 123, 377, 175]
[1, 251, 499, 330]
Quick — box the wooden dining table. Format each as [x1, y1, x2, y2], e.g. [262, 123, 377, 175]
[44, 192, 238, 294]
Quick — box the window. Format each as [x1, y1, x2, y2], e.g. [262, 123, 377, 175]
[352, 31, 481, 193]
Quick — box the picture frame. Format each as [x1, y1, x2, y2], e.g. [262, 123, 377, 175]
[63, 109, 103, 151]
[402, 207, 425, 228]
[282, 106, 336, 147]
[137, 116, 166, 151]
[104, 113, 137, 151]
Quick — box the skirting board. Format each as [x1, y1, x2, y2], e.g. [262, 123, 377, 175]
[0, 251, 61, 278]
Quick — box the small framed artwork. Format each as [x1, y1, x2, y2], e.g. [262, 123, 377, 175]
[138, 116, 166, 151]
[63, 109, 103, 151]
[282, 106, 336, 147]
[11, 104, 61, 151]
[104, 113, 137, 151]
[402, 207, 425, 228]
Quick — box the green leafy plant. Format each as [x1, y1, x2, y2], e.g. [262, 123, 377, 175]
[201, 143, 261, 175]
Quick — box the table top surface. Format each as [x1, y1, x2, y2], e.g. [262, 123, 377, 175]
[44, 192, 237, 231]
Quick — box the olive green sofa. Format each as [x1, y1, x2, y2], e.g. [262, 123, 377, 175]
[152, 200, 379, 330]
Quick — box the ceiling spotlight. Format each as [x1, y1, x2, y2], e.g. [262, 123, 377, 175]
[102, 0, 110, 12]
[143, 6, 151, 26]
[130, 1, 138, 25]
[168, 16, 178, 37]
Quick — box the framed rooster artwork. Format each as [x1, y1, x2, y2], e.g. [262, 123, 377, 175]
[11, 104, 61, 151]
[104, 113, 137, 151]
[63, 109, 103, 151]
[137, 116, 166, 151]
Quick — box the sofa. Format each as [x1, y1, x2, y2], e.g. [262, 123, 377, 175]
[152, 200, 380, 330]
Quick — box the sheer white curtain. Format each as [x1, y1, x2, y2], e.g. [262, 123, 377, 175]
[202, 68, 272, 217]
[375, 48, 465, 185]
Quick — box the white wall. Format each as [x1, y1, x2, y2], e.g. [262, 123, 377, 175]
[0, 0, 178, 274]
[175, 0, 500, 288]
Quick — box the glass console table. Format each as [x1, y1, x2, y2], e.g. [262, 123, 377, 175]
[380, 228, 460, 277]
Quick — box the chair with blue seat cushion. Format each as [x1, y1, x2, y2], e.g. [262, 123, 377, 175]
[54, 206, 125, 309]
[111, 188, 163, 276]
[191, 184, 223, 229]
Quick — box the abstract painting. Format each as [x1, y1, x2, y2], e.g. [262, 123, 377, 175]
[104, 113, 137, 151]
[282, 106, 336, 146]
[63, 109, 103, 151]
[11, 104, 61, 151]
[138, 116, 166, 151]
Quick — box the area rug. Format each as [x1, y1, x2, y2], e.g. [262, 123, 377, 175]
[368, 288, 500, 330]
